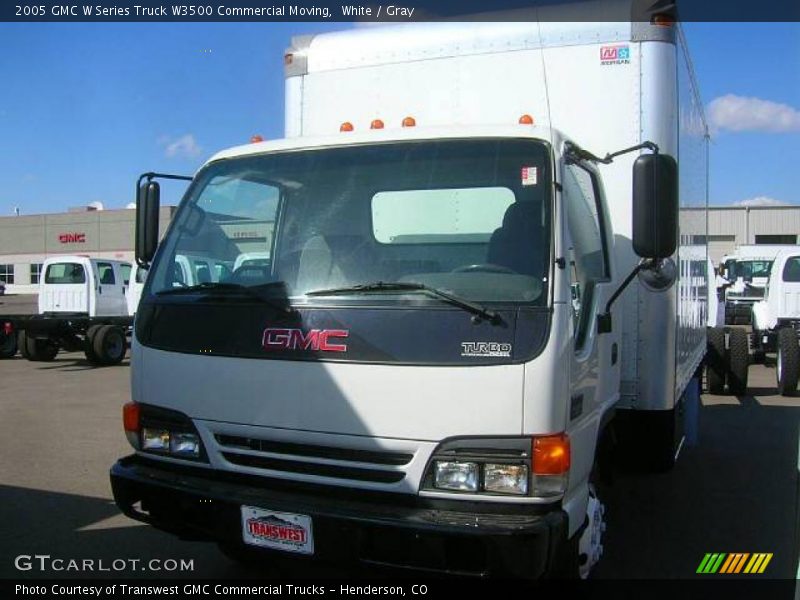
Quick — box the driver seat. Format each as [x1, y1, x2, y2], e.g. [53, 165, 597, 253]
[487, 202, 542, 276]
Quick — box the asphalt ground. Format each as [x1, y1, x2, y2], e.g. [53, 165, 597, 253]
[0, 345, 797, 582]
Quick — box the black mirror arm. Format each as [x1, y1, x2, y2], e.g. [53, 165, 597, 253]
[597, 260, 648, 334]
[565, 141, 660, 165]
[136, 172, 193, 197]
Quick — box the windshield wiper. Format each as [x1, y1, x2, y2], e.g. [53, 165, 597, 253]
[155, 282, 294, 314]
[305, 281, 501, 324]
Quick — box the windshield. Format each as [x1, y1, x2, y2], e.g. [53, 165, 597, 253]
[45, 263, 86, 284]
[147, 139, 551, 307]
[732, 260, 773, 280]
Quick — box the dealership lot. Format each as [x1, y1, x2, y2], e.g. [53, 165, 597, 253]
[0, 352, 797, 579]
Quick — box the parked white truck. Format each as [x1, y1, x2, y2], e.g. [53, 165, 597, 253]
[751, 248, 800, 395]
[112, 15, 710, 578]
[3, 256, 133, 365]
[719, 245, 792, 325]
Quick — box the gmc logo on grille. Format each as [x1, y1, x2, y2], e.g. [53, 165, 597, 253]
[262, 328, 349, 352]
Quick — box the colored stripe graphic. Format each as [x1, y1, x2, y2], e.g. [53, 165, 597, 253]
[719, 554, 735, 573]
[698, 553, 727, 573]
[758, 553, 773, 573]
[697, 553, 713, 573]
[699, 552, 773, 574]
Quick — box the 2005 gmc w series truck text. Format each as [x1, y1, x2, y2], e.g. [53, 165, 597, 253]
[111, 12, 712, 578]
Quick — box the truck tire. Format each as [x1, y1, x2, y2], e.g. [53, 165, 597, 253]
[84, 324, 104, 365]
[706, 327, 726, 394]
[92, 325, 126, 366]
[21, 331, 59, 362]
[0, 331, 17, 358]
[727, 328, 749, 395]
[776, 328, 800, 396]
[18, 331, 32, 360]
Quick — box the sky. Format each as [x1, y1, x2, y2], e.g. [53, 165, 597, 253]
[0, 21, 798, 215]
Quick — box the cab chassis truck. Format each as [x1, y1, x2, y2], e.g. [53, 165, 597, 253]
[111, 14, 711, 578]
[0, 256, 132, 365]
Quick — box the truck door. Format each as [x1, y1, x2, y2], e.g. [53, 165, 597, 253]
[562, 160, 617, 484]
[94, 262, 124, 316]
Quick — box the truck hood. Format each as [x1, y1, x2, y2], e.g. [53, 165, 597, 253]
[136, 346, 525, 441]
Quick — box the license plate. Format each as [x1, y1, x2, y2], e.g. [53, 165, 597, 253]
[241, 506, 314, 555]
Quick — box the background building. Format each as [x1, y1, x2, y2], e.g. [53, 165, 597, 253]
[0, 204, 797, 294]
[682, 205, 800, 264]
[0, 206, 175, 294]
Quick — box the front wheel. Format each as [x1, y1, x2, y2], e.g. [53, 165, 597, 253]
[776, 328, 800, 396]
[92, 325, 126, 366]
[727, 328, 749, 395]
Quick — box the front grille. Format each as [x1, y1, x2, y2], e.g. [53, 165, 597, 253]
[214, 434, 412, 484]
[215, 435, 412, 466]
[221, 452, 405, 483]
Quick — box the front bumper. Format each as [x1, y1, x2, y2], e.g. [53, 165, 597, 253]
[111, 455, 567, 578]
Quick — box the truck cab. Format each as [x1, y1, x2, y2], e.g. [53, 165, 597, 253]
[39, 256, 131, 318]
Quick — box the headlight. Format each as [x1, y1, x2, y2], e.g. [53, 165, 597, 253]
[484, 463, 529, 495]
[422, 434, 569, 498]
[170, 432, 201, 457]
[433, 461, 479, 492]
[142, 428, 170, 451]
[123, 402, 206, 462]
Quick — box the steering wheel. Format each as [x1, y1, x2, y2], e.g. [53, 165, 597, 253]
[451, 263, 516, 274]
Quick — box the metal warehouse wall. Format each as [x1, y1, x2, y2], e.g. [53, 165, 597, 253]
[682, 206, 800, 264]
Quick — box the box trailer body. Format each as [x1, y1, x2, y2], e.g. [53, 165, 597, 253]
[285, 19, 708, 419]
[112, 16, 708, 578]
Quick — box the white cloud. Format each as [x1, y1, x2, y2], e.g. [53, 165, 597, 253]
[160, 134, 202, 158]
[733, 196, 788, 207]
[707, 94, 800, 134]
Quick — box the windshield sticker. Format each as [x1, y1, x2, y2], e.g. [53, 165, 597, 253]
[263, 328, 349, 352]
[461, 342, 512, 358]
[521, 166, 538, 186]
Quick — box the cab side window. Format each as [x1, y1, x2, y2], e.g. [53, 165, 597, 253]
[97, 263, 116, 285]
[563, 162, 609, 348]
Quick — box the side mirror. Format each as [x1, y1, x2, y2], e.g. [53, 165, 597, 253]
[136, 181, 160, 267]
[632, 153, 678, 259]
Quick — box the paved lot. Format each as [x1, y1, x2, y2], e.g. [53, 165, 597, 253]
[0, 351, 797, 580]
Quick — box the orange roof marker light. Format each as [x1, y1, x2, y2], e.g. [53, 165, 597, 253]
[250, 134, 264, 143]
[518, 114, 535, 125]
[651, 13, 675, 27]
[401, 116, 416, 128]
[340, 121, 354, 132]
[370, 119, 385, 130]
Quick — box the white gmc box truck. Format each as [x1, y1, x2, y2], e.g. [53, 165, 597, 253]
[111, 14, 710, 578]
